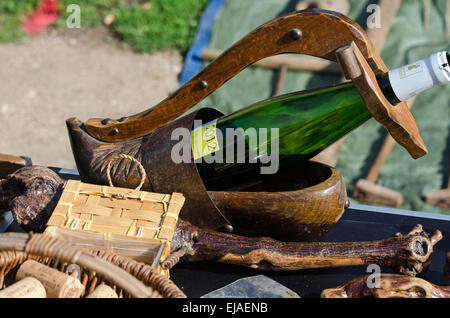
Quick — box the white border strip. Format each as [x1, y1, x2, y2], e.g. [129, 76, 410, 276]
[349, 203, 450, 222]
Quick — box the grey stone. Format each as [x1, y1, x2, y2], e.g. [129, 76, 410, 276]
[201, 275, 300, 298]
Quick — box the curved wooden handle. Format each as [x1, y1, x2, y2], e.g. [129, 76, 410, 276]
[85, 9, 380, 142]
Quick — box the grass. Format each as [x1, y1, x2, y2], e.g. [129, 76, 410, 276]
[55, 0, 123, 28]
[0, 0, 39, 15]
[110, 0, 209, 53]
[0, 0, 38, 42]
[0, 0, 209, 54]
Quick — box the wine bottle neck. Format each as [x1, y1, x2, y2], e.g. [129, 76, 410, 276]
[377, 73, 401, 105]
[386, 51, 450, 102]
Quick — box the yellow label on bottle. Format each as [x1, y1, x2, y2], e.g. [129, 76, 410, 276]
[399, 62, 424, 79]
[191, 120, 220, 160]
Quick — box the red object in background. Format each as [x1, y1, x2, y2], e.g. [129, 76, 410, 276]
[23, 0, 59, 35]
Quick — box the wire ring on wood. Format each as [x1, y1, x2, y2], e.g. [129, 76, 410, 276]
[161, 249, 187, 270]
[106, 154, 146, 191]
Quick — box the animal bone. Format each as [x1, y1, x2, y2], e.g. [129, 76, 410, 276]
[1, 166, 442, 275]
[321, 274, 450, 298]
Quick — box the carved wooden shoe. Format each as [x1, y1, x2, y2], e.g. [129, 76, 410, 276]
[66, 117, 349, 242]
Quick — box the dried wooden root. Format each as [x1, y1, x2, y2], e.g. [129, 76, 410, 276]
[321, 274, 450, 298]
[172, 221, 442, 275]
[0, 166, 63, 232]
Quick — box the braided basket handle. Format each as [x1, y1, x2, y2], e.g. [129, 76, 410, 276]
[106, 154, 146, 191]
[0, 233, 154, 298]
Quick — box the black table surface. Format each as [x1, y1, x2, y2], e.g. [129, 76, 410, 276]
[170, 206, 450, 298]
[4, 168, 450, 298]
[4, 202, 450, 298]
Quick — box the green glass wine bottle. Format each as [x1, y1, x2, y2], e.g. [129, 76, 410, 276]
[192, 51, 450, 190]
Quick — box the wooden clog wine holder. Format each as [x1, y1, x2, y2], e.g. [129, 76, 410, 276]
[0, 9, 446, 297]
[67, 9, 427, 241]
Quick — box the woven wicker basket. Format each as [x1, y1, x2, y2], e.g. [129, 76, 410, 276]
[45, 155, 185, 277]
[0, 232, 186, 298]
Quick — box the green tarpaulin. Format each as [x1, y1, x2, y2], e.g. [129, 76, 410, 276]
[191, 0, 450, 215]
